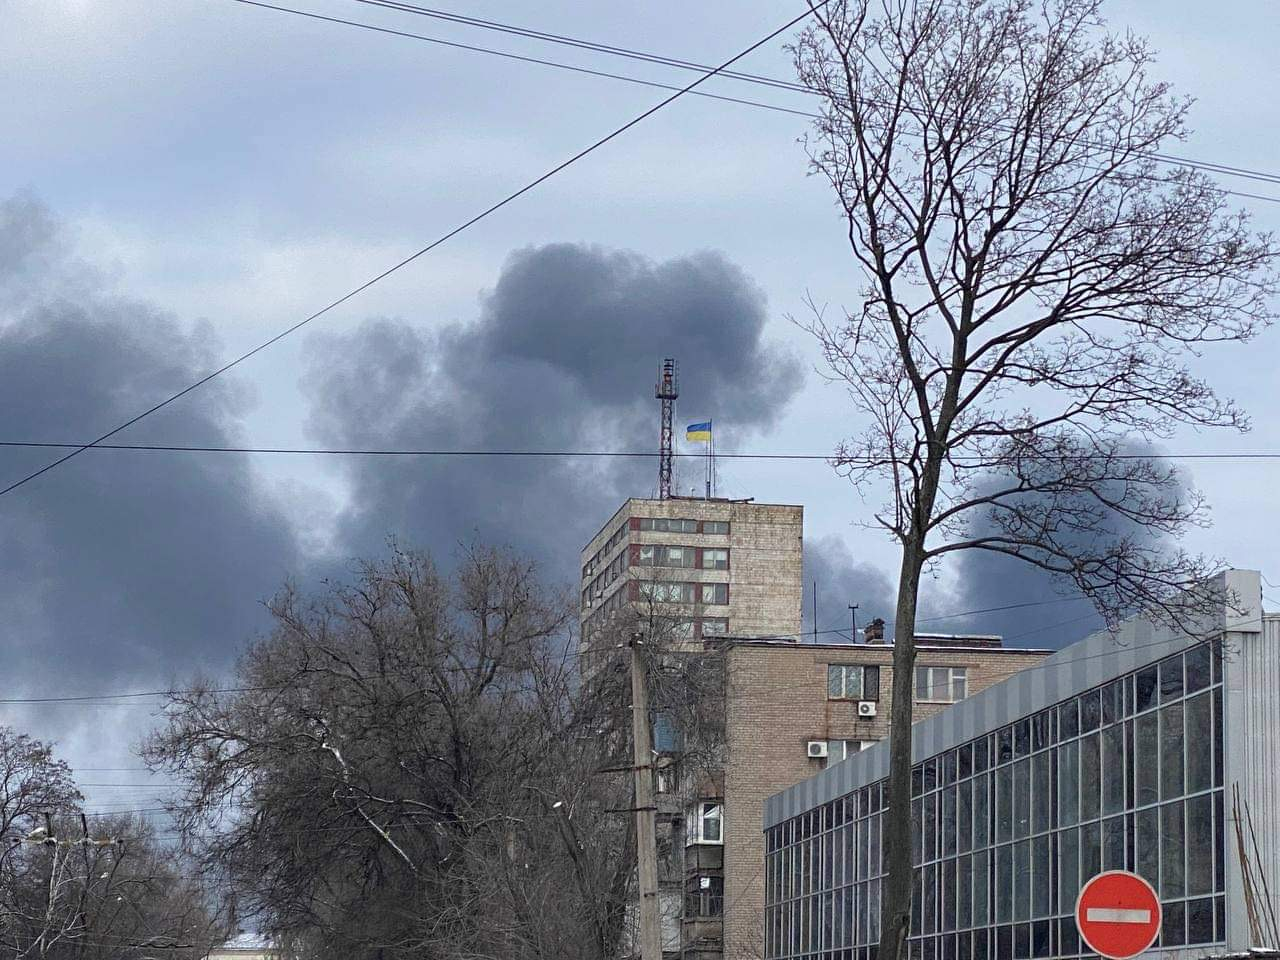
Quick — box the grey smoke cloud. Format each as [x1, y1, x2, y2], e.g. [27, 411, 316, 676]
[0, 196, 300, 702]
[302, 242, 803, 575]
[801, 534, 896, 642]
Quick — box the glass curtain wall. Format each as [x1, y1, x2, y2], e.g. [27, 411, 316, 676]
[764, 640, 1227, 960]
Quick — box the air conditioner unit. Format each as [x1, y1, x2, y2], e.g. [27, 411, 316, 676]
[857, 701, 878, 718]
[806, 740, 829, 759]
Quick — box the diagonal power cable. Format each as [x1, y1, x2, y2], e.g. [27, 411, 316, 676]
[0, 2, 828, 501]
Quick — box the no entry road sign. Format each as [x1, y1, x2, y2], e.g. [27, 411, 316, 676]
[1076, 870, 1162, 959]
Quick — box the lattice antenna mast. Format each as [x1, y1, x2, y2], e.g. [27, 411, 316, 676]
[655, 359, 679, 499]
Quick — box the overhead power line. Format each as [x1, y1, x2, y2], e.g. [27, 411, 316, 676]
[0, 3, 829, 502]
[333, 0, 1280, 197]
[4, 439, 1280, 461]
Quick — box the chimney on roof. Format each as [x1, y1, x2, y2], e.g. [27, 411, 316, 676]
[864, 618, 886, 643]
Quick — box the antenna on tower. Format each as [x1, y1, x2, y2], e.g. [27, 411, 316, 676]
[655, 358, 678, 499]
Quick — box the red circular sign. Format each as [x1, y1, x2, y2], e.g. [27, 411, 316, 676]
[1076, 871, 1162, 959]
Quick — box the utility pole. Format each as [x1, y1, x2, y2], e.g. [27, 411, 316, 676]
[629, 634, 662, 960]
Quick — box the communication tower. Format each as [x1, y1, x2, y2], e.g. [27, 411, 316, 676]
[655, 359, 678, 499]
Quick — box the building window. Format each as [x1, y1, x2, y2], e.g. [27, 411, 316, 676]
[824, 739, 874, 768]
[700, 618, 729, 637]
[828, 664, 880, 700]
[638, 517, 699, 533]
[700, 582, 729, 605]
[702, 548, 729, 570]
[687, 801, 723, 845]
[685, 875, 725, 917]
[916, 665, 968, 702]
[636, 544, 697, 568]
[703, 520, 730, 535]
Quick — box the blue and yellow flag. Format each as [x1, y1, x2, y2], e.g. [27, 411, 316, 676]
[686, 421, 712, 442]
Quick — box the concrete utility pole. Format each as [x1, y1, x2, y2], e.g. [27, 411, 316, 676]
[629, 635, 662, 960]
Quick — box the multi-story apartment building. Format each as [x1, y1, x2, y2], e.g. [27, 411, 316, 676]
[580, 497, 1053, 960]
[763, 569, 1274, 960]
[579, 497, 805, 655]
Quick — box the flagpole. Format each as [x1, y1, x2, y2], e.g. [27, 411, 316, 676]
[705, 421, 712, 500]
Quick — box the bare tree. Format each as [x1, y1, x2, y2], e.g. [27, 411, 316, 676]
[0, 729, 222, 959]
[145, 543, 663, 960]
[792, 0, 1277, 955]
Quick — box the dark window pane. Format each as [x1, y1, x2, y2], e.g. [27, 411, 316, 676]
[1014, 923, 1030, 960]
[959, 743, 973, 780]
[1080, 690, 1101, 732]
[1161, 900, 1186, 947]
[1136, 712, 1159, 806]
[1032, 920, 1051, 958]
[1015, 720, 1031, 758]
[1185, 693, 1213, 794]
[1058, 741, 1079, 827]
[1013, 760, 1031, 840]
[1160, 655, 1184, 703]
[1032, 711, 1049, 752]
[943, 788, 957, 857]
[944, 751, 958, 786]
[998, 727, 1014, 765]
[925, 758, 938, 792]
[1103, 815, 1125, 870]
[1215, 792, 1225, 892]
[973, 774, 989, 849]
[914, 765, 924, 798]
[1014, 839, 1031, 922]
[1135, 806, 1160, 888]
[1102, 724, 1125, 815]
[1081, 821, 1101, 879]
[1124, 674, 1135, 717]
[1162, 801, 1186, 898]
[1213, 689, 1224, 788]
[1060, 699, 1079, 739]
[996, 767, 1013, 842]
[958, 779, 972, 855]
[1058, 828, 1079, 914]
[1160, 704, 1185, 800]
[973, 849, 989, 926]
[1216, 896, 1227, 942]
[1058, 920, 1079, 956]
[1185, 643, 1212, 694]
[1135, 664, 1159, 712]
[958, 854, 972, 930]
[995, 844, 1012, 922]
[1080, 733, 1101, 822]
[1031, 751, 1051, 834]
[1102, 680, 1121, 725]
[1031, 835, 1050, 918]
[1188, 896, 1214, 945]
[1212, 639, 1223, 684]
[974, 736, 989, 773]
[1187, 794, 1213, 896]
[997, 925, 1012, 960]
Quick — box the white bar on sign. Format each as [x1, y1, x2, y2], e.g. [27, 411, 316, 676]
[1086, 908, 1151, 924]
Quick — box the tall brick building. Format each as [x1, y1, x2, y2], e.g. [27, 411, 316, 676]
[580, 497, 1052, 960]
[579, 497, 805, 654]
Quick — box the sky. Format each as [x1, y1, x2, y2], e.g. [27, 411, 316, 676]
[1, 0, 1278, 813]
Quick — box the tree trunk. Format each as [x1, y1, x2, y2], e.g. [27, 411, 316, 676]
[878, 541, 924, 960]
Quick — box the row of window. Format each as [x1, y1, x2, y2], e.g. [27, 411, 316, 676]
[765, 641, 1226, 959]
[660, 617, 730, 640]
[582, 523, 628, 579]
[582, 548, 628, 608]
[636, 516, 729, 534]
[826, 665, 969, 704]
[635, 580, 730, 605]
[635, 544, 730, 570]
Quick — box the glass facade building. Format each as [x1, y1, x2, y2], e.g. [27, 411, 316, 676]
[763, 570, 1279, 960]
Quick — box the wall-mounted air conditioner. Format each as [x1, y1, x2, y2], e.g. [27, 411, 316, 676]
[857, 701, 878, 718]
[806, 740, 829, 759]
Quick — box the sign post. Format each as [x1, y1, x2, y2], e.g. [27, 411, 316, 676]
[1076, 870, 1162, 959]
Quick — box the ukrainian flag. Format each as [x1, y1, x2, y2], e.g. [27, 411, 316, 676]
[686, 421, 712, 442]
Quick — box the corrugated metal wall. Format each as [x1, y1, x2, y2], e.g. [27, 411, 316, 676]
[1236, 615, 1280, 948]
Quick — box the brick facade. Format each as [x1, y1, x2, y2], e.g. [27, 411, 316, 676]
[717, 640, 1052, 960]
